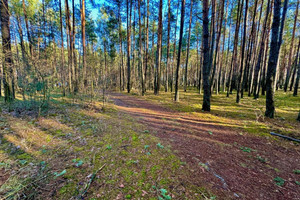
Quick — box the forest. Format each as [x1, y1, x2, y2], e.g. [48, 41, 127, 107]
[0, 0, 300, 199]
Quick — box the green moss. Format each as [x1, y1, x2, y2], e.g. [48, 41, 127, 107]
[74, 147, 84, 152]
[59, 182, 77, 195]
[16, 153, 32, 160]
[84, 128, 93, 136]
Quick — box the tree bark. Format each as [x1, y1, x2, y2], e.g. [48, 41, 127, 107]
[227, 0, 242, 97]
[171, 1, 180, 93]
[210, 0, 225, 94]
[274, 0, 289, 92]
[294, 38, 300, 96]
[184, 0, 193, 92]
[253, 0, 272, 99]
[118, 1, 123, 91]
[22, 0, 33, 58]
[59, 0, 65, 96]
[138, 0, 145, 95]
[202, 0, 210, 110]
[81, 0, 87, 89]
[265, 0, 281, 118]
[165, 0, 172, 92]
[236, 0, 248, 103]
[174, 0, 186, 101]
[154, 0, 163, 95]
[289, 40, 300, 91]
[144, 0, 150, 92]
[0, 0, 14, 102]
[284, 0, 298, 92]
[65, 0, 73, 93]
[72, 0, 78, 93]
[127, 0, 132, 93]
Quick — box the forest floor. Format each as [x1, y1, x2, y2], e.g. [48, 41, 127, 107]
[0, 89, 299, 199]
[0, 92, 212, 200]
[110, 89, 300, 200]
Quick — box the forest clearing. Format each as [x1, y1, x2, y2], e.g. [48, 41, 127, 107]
[0, 90, 299, 199]
[1, 0, 300, 199]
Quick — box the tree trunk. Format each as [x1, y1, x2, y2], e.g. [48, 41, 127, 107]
[210, 0, 225, 94]
[127, 0, 132, 93]
[132, 3, 136, 89]
[154, 0, 163, 95]
[81, 0, 87, 88]
[118, 2, 123, 91]
[202, 0, 210, 111]
[261, 32, 270, 96]
[236, 0, 248, 103]
[284, 0, 298, 92]
[247, 0, 264, 96]
[265, 0, 281, 118]
[174, 0, 186, 101]
[165, 0, 172, 92]
[144, 0, 149, 92]
[227, 0, 242, 97]
[65, 0, 73, 93]
[223, 14, 232, 93]
[72, 0, 78, 93]
[253, 0, 272, 99]
[274, 0, 289, 92]
[171, 1, 180, 93]
[184, 0, 193, 92]
[294, 38, 300, 96]
[138, 0, 145, 95]
[16, 15, 29, 70]
[289, 41, 299, 91]
[22, 0, 33, 58]
[59, 0, 65, 96]
[0, 0, 14, 102]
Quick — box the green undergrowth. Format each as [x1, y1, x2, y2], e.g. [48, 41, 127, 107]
[0, 94, 211, 199]
[130, 88, 300, 139]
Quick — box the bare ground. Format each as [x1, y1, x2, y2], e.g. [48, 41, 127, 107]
[110, 92, 300, 200]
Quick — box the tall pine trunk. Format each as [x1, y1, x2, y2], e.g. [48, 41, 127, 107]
[236, 0, 248, 103]
[253, 0, 271, 99]
[65, 0, 73, 93]
[154, 0, 163, 95]
[59, 0, 65, 96]
[127, 0, 132, 93]
[118, 1, 123, 91]
[265, 0, 281, 118]
[294, 38, 300, 96]
[274, 0, 288, 92]
[202, 0, 210, 111]
[184, 0, 193, 92]
[0, 0, 15, 102]
[210, 0, 225, 94]
[174, 0, 186, 101]
[81, 0, 87, 89]
[165, 0, 172, 92]
[138, 0, 145, 95]
[171, 1, 180, 93]
[144, 0, 150, 92]
[284, 0, 298, 92]
[22, 0, 33, 58]
[227, 0, 242, 97]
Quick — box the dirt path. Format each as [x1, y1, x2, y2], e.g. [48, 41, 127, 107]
[110, 93, 300, 200]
